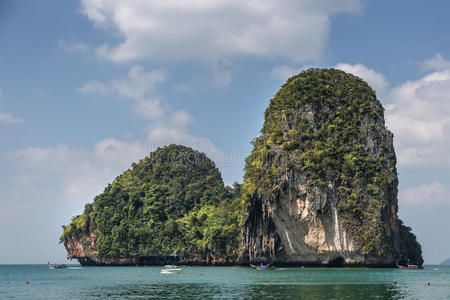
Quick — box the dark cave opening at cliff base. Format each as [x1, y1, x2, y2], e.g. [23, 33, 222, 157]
[327, 257, 345, 267]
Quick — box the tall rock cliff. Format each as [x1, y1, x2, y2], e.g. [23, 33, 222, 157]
[240, 68, 423, 267]
[61, 145, 240, 265]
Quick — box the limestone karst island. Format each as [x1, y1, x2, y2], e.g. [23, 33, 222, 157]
[61, 68, 423, 268]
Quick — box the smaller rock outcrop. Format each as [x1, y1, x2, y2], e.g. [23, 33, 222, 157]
[61, 145, 241, 266]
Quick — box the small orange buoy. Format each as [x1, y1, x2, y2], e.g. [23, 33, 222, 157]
[361, 272, 364, 274]
[139, 274, 142, 277]
[200, 272, 202, 276]
[69, 276, 72, 278]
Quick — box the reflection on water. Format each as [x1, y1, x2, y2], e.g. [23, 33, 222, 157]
[82, 283, 404, 299]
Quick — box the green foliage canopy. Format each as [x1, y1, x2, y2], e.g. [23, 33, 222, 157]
[61, 144, 241, 259]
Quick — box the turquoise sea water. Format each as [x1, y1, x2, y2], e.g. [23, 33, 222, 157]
[1, 265, 449, 299]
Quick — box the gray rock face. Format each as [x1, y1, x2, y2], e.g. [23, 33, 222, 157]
[240, 68, 423, 267]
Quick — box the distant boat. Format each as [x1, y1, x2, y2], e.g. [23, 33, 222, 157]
[48, 262, 67, 269]
[397, 263, 423, 270]
[164, 265, 178, 268]
[250, 264, 275, 270]
[160, 265, 182, 274]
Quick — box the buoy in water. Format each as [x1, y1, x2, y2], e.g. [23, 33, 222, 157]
[69, 276, 72, 278]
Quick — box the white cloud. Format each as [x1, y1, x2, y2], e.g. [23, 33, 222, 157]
[400, 182, 449, 205]
[58, 40, 90, 54]
[133, 98, 164, 120]
[77, 65, 221, 158]
[112, 66, 167, 100]
[78, 80, 108, 95]
[0, 88, 23, 125]
[335, 63, 388, 93]
[270, 65, 303, 81]
[79, 66, 167, 120]
[170, 110, 192, 127]
[385, 69, 450, 168]
[81, 0, 362, 62]
[80, 66, 167, 100]
[0, 112, 23, 125]
[421, 53, 450, 71]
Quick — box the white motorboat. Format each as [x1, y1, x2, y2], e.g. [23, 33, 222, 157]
[160, 265, 182, 274]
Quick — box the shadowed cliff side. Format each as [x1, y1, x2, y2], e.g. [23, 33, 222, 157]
[240, 68, 423, 267]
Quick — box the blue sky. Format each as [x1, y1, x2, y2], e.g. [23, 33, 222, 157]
[1, 0, 450, 264]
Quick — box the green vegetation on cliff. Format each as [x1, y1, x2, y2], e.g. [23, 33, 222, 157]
[243, 68, 415, 256]
[61, 145, 241, 261]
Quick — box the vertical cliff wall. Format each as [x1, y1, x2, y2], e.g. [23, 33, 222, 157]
[240, 68, 423, 267]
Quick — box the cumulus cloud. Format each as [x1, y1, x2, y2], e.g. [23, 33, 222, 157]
[385, 68, 450, 167]
[112, 66, 167, 100]
[421, 53, 450, 71]
[80, 0, 362, 62]
[0, 89, 23, 125]
[133, 98, 165, 120]
[79, 66, 167, 120]
[77, 65, 222, 157]
[78, 80, 108, 95]
[399, 182, 450, 205]
[335, 63, 388, 93]
[80, 66, 167, 100]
